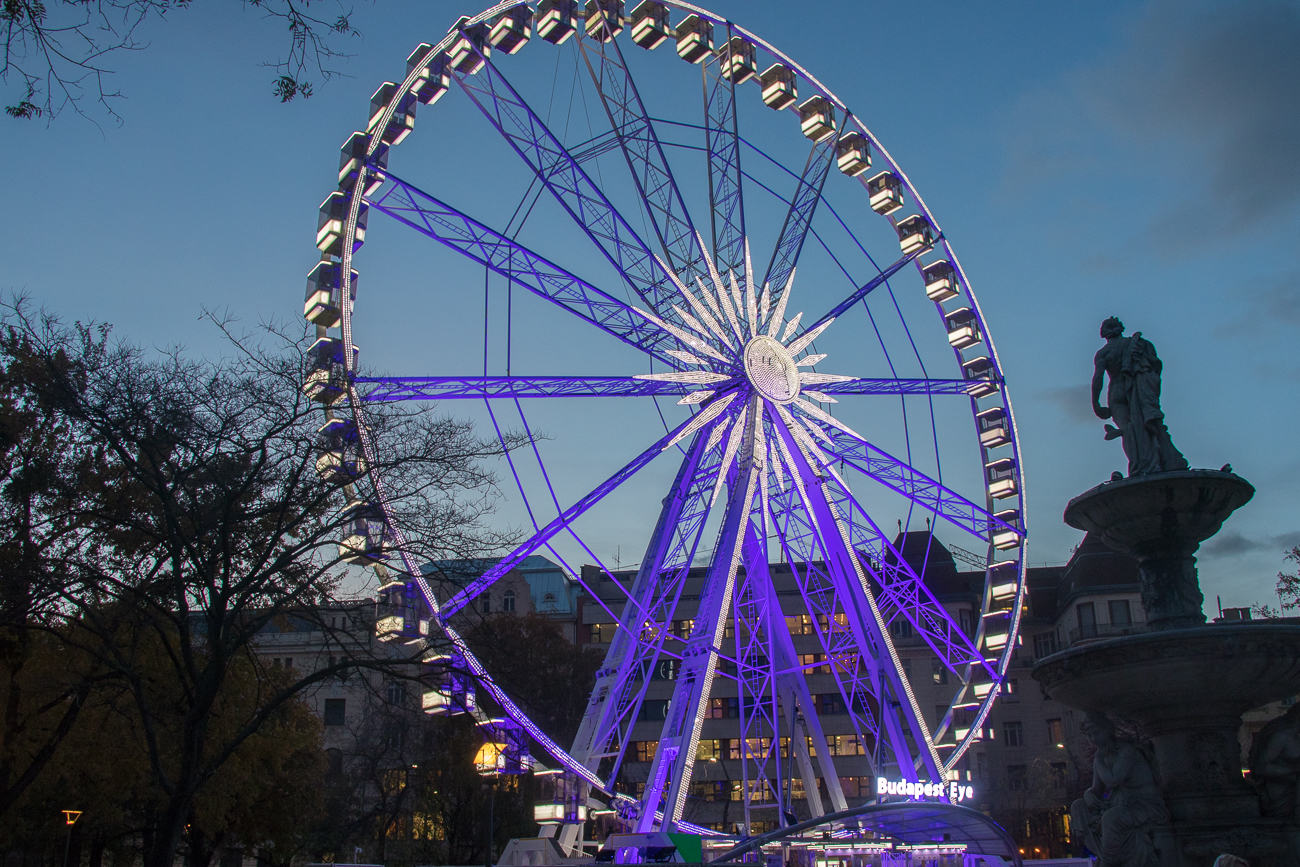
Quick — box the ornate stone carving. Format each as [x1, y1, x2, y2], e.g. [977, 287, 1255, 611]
[1071, 712, 1169, 867]
[1250, 704, 1300, 823]
[1091, 317, 1189, 477]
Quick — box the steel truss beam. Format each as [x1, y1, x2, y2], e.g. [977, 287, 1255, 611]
[356, 374, 977, 401]
[578, 31, 707, 283]
[733, 519, 782, 832]
[768, 404, 944, 783]
[451, 44, 688, 328]
[366, 173, 680, 368]
[763, 135, 838, 310]
[704, 29, 745, 277]
[816, 427, 1017, 541]
[438, 410, 712, 619]
[637, 396, 761, 832]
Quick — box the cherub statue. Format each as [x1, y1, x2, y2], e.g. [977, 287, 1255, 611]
[1070, 712, 1169, 867]
[1091, 317, 1189, 477]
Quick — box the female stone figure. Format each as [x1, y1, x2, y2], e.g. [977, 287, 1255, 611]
[1071, 712, 1169, 867]
[1091, 317, 1189, 477]
[1249, 703, 1300, 822]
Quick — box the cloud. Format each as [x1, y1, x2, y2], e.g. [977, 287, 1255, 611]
[1218, 269, 1300, 338]
[1203, 530, 1300, 558]
[1007, 0, 1300, 256]
[1042, 385, 1098, 425]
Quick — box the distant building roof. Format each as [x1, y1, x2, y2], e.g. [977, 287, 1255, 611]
[423, 555, 578, 615]
[1057, 532, 1140, 605]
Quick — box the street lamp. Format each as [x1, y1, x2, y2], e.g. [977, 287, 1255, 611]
[474, 718, 532, 867]
[61, 810, 82, 867]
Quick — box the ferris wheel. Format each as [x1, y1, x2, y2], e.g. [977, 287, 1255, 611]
[301, 0, 1027, 842]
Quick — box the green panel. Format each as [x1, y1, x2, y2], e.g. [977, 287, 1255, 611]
[667, 832, 702, 863]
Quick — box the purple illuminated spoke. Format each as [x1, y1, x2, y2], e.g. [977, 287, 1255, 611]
[357, 375, 698, 401]
[450, 44, 687, 326]
[814, 427, 1017, 542]
[578, 34, 707, 283]
[763, 136, 838, 310]
[704, 33, 746, 276]
[798, 248, 927, 339]
[366, 173, 680, 367]
[438, 411, 711, 618]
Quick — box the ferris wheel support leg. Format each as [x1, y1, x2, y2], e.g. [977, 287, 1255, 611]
[558, 433, 714, 854]
[742, 522, 840, 818]
[636, 398, 763, 833]
[771, 414, 944, 783]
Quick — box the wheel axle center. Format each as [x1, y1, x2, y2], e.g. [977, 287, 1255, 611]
[743, 335, 800, 405]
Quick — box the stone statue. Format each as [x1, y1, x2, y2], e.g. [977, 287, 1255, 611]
[1248, 703, 1300, 822]
[1071, 712, 1169, 867]
[1092, 317, 1189, 477]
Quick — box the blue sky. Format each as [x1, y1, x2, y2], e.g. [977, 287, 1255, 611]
[3, 0, 1298, 614]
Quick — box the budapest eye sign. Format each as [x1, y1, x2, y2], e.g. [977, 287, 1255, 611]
[877, 777, 976, 803]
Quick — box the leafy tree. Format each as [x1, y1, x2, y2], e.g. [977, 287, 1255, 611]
[1276, 546, 1300, 613]
[1, 298, 523, 867]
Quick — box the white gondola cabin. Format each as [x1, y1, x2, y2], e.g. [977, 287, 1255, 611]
[584, 0, 623, 40]
[867, 171, 904, 216]
[366, 82, 416, 147]
[340, 498, 387, 565]
[798, 96, 836, 142]
[534, 771, 587, 824]
[977, 406, 1010, 449]
[675, 14, 712, 63]
[985, 458, 1018, 499]
[896, 214, 935, 255]
[721, 36, 757, 84]
[922, 259, 957, 302]
[316, 191, 368, 256]
[303, 260, 356, 328]
[315, 417, 367, 484]
[536, 0, 577, 44]
[302, 337, 353, 405]
[989, 561, 1018, 600]
[759, 63, 797, 110]
[836, 132, 871, 176]
[338, 132, 387, 196]
[447, 19, 491, 74]
[407, 45, 448, 106]
[489, 6, 532, 53]
[993, 509, 1021, 551]
[962, 355, 999, 399]
[630, 1, 670, 49]
[477, 718, 532, 775]
[944, 307, 981, 350]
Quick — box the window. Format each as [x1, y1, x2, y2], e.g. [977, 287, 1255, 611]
[639, 699, 670, 721]
[1109, 599, 1132, 627]
[1003, 721, 1024, 747]
[959, 609, 973, 636]
[901, 658, 912, 679]
[838, 776, 871, 798]
[932, 659, 949, 685]
[651, 659, 679, 680]
[480, 594, 491, 614]
[1006, 764, 1027, 791]
[890, 619, 914, 640]
[833, 735, 864, 756]
[386, 682, 407, 705]
[819, 693, 847, 716]
[1033, 632, 1058, 659]
[708, 697, 739, 718]
[975, 752, 988, 780]
[670, 619, 694, 638]
[323, 698, 346, 727]
[635, 741, 658, 762]
[786, 614, 814, 635]
[541, 592, 556, 610]
[1002, 678, 1019, 702]
[503, 589, 516, 613]
[589, 622, 617, 643]
[800, 653, 830, 674]
[1047, 718, 1064, 746]
[1077, 602, 1097, 639]
[1050, 762, 1068, 788]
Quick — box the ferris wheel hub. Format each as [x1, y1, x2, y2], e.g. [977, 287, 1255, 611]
[743, 335, 800, 405]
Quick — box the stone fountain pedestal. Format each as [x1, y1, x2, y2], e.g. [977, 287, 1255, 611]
[1032, 470, 1300, 867]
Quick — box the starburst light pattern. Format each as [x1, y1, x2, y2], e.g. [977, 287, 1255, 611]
[632, 234, 863, 518]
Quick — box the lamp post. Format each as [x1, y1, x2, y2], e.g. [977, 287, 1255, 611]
[474, 741, 503, 867]
[61, 811, 82, 867]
